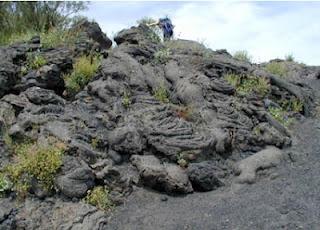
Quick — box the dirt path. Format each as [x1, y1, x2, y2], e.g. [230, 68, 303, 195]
[106, 77, 320, 230]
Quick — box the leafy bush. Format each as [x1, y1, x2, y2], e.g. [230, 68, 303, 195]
[84, 186, 113, 211]
[154, 48, 170, 64]
[224, 74, 270, 97]
[3, 142, 64, 197]
[64, 55, 101, 95]
[153, 84, 170, 103]
[27, 53, 47, 70]
[264, 62, 288, 77]
[233, 50, 252, 63]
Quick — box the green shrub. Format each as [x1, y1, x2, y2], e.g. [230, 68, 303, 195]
[3, 142, 64, 197]
[268, 107, 294, 127]
[27, 53, 47, 70]
[153, 84, 170, 103]
[224, 73, 270, 97]
[233, 50, 252, 63]
[154, 48, 170, 64]
[64, 55, 101, 95]
[285, 54, 295, 62]
[84, 186, 113, 211]
[264, 62, 288, 77]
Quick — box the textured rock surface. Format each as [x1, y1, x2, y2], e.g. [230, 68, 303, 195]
[234, 146, 283, 184]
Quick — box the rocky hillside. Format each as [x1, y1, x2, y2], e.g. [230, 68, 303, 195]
[0, 21, 319, 229]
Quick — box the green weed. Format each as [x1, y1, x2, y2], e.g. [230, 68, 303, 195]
[84, 186, 113, 211]
[153, 84, 170, 103]
[285, 54, 295, 62]
[64, 55, 101, 95]
[27, 53, 47, 70]
[3, 141, 64, 197]
[268, 107, 294, 127]
[154, 48, 170, 64]
[265, 62, 288, 77]
[224, 74, 270, 97]
[0, 174, 11, 196]
[122, 91, 132, 108]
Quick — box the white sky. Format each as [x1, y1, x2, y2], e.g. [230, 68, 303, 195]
[83, 1, 320, 65]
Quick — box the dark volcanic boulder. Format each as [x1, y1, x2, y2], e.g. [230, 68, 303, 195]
[187, 162, 225, 192]
[15, 64, 65, 95]
[0, 58, 18, 98]
[131, 155, 193, 194]
[74, 20, 112, 49]
[56, 156, 95, 198]
[114, 24, 156, 46]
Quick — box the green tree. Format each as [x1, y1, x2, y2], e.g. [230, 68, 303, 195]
[0, 1, 88, 44]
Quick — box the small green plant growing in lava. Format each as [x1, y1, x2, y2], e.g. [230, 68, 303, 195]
[84, 186, 113, 211]
[224, 73, 270, 97]
[27, 53, 47, 70]
[64, 54, 101, 95]
[264, 62, 288, 78]
[122, 91, 132, 108]
[3, 141, 64, 198]
[154, 48, 170, 64]
[153, 84, 170, 103]
[233, 50, 252, 63]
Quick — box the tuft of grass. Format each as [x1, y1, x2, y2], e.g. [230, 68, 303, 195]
[40, 28, 80, 49]
[27, 53, 47, 70]
[122, 91, 132, 108]
[268, 107, 294, 127]
[0, 28, 81, 48]
[64, 55, 101, 95]
[84, 186, 113, 211]
[264, 62, 288, 78]
[224, 73, 270, 97]
[0, 30, 36, 46]
[153, 84, 170, 103]
[154, 48, 170, 64]
[233, 50, 252, 63]
[285, 54, 295, 62]
[281, 98, 304, 113]
[3, 141, 64, 197]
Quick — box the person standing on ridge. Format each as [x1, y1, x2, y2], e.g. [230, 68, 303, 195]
[147, 17, 174, 40]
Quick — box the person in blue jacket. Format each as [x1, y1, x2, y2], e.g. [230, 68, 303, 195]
[147, 17, 174, 40]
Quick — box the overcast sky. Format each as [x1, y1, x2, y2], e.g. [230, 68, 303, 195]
[83, 1, 320, 65]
